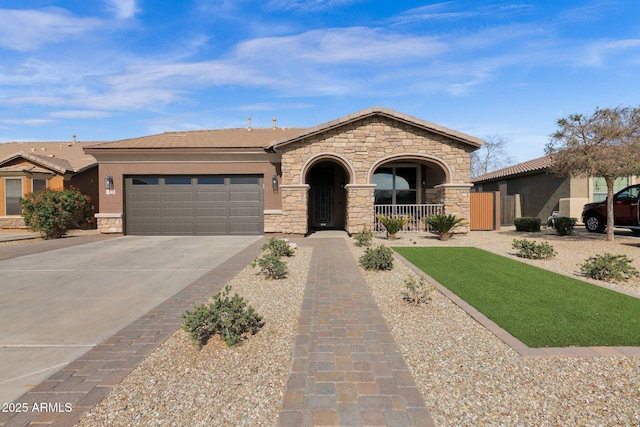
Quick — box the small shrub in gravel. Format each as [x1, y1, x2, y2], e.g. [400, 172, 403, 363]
[514, 217, 541, 232]
[353, 227, 374, 247]
[251, 253, 288, 279]
[402, 274, 435, 306]
[512, 239, 556, 259]
[553, 216, 578, 236]
[580, 253, 639, 282]
[262, 237, 295, 257]
[359, 245, 394, 271]
[181, 285, 264, 347]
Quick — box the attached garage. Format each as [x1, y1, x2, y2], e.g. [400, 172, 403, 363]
[125, 175, 264, 235]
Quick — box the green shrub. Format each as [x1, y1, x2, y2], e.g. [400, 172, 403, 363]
[423, 214, 466, 240]
[375, 214, 409, 236]
[512, 239, 556, 259]
[359, 245, 394, 271]
[181, 285, 263, 347]
[262, 237, 295, 257]
[402, 274, 435, 306]
[514, 217, 541, 232]
[353, 227, 374, 247]
[554, 217, 578, 236]
[580, 253, 639, 282]
[251, 253, 288, 279]
[20, 188, 91, 239]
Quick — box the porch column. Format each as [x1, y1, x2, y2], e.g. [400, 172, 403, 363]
[345, 184, 376, 234]
[280, 184, 309, 235]
[434, 183, 473, 234]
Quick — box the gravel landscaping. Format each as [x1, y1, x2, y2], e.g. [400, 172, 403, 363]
[75, 227, 640, 426]
[78, 246, 312, 427]
[355, 227, 640, 426]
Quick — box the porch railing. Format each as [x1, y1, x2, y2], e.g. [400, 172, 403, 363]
[374, 204, 445, 233]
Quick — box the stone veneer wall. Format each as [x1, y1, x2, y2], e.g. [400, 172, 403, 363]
[436, 184, 473, 234]
[95, 213, 123, 234]
[279, 116, 475, 234]
[0, 217, 27, 229]
[345, 185, 375, 234]
[279, 185, 309, 235]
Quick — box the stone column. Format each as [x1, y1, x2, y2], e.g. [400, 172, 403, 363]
[434, 183, 473, 233]
[345, 184, 376, 234]
[280, 184, 309, 235]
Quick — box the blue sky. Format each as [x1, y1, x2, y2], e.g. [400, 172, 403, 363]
[1, 0, 639, 162]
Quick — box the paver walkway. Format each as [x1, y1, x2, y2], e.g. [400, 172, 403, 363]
[277, 239, 435, 427]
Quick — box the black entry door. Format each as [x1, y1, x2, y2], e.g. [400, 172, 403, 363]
[307, 164, 347, 230]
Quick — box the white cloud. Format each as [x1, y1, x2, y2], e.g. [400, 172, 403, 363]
[0, 7, 101, 51]
[104, 0, 139, 19]
[266, 0, 363, 13]
[49, 110, 112, 119]
[0, 118, 54, 127]
[233, 27, 447, 64]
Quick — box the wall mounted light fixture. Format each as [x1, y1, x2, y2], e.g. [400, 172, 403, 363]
[104, 176, 115, 195]
[272, 174, 278, 192]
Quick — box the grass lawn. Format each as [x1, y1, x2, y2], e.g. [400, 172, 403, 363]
[394, 246, 640, 348]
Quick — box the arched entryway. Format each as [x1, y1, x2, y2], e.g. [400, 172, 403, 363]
[305, 160, 349, 230]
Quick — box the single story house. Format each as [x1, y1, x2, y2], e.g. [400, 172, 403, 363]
[85, 107, 483, 236]
[0, 140, 99, 229]
[471, 155, 639, 222]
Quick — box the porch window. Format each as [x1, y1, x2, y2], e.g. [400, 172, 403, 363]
[5, 178, 22, 215]
[373, 166, 417, 204]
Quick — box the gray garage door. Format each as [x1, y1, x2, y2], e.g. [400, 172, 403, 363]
[125, 175, 264, 235]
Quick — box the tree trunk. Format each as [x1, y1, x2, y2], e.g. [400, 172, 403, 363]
[606, 177, 615, 241]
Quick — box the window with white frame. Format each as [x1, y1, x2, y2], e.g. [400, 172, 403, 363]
[5, 178, 23, 215]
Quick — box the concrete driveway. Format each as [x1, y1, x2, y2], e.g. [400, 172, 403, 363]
[0, 235, 261, 404]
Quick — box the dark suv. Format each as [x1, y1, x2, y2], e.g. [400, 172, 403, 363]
[582, 184, 640, 233]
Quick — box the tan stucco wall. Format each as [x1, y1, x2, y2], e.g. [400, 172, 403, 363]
[278, 116, 475, 234]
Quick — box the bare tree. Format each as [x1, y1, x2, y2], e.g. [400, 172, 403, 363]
[470, 135, 515, 177]
[545, 106, 640, 241]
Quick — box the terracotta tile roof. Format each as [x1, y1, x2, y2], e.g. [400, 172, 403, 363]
[0, 141, 99, 173]
[267, 106, 484, 151]
[85, 128, 307, 151]
[471, 155, 553, 183]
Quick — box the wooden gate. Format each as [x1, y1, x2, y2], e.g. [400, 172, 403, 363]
[501, 195, 516, 226]
[470, 192, 498, 230]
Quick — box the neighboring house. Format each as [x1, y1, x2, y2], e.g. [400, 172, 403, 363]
[85, 107, 483, 236]
[0, 141, 99, 229]
[471, 155, 639, 222]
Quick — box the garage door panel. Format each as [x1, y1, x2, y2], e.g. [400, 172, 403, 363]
[163, 192, 193, 202]
[229, 191, 261, 202]
[195, 191, 227, 202]
[126, 175, 263, 235]
[131, 192, 161, 202]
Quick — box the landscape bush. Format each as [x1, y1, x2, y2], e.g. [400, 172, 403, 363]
[375, 214, 409, 237]
[181, 285, 263, 347]
[554, 216, 578, 236]
[580, 253, 639, 282]
[423, 213, 466, 240]
[251, 252, 288, 279]
[512, 239, 556, 259]
[402, 274, 435, 306]
[20, 188, 91, 239]
[514, 217, 541, 232]
[353, 227, 374, 247]
[262, 237, 295, 257]
[359, 245, 394, 271]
